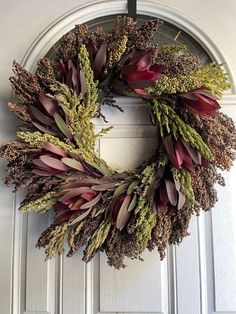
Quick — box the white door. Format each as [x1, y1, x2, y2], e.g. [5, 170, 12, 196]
[1, 1, 236, 314]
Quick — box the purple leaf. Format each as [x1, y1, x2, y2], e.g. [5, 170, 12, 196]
[110, 194, 125, 223]
[112, 172, 129, 180]
[38, 94, 58, 116]
[31, 120, 58, 136]
[55, 211, 74, 224]
[66, 67, 73, 89]
[59, 59, 67, 76]
[53, 202, 68, 212]
[163, 135, 179, 168]
[70, 207, 93, 225]
[59, 187, 93, 203]
[33, 158, 56, 172]
[165, 179, 177, 206]
[159, 183, 169, 204]
[182, 141, 201, 164]
[201, 157, 209, 167]
[93, 44, 107, 77]
[80, 193, 101, 209]
[30, 105, 55, 126]
[175, 141, 188, 166]
[80, 192, 94, 201]
[32, 169, 53, 177]
[39, 155, 70, 171]
[61, 177, 106, 190]
[68, 60, 79, 89]
[193, 89, 218, 100]
[175, 141, 193, 171]
[173, 177, 181, 191]
[41, 142, 66, 157]
[81, 159, 103, 177]
[181, 93, 198, 101]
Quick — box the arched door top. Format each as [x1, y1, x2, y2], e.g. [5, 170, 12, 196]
[21, 0, 235, 93]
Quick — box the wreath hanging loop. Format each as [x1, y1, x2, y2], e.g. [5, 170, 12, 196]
[1, 17, 236, 269]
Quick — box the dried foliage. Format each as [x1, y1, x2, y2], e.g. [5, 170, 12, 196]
[1, 17, 235, 269]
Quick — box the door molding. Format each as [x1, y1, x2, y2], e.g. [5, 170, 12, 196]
[20, 0, 236, 93]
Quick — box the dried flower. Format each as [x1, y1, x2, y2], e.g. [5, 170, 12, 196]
[163, 134, 208, 170]
[180, 89, 221, 116]
[120, 50, 163, 95]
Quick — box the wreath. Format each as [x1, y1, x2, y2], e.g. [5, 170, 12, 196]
[1, 17, 236, 269]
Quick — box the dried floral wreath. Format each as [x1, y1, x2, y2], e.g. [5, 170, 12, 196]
[1, 17, 236, 269]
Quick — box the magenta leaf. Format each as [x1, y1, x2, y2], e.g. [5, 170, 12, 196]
[182, 141, 201, 164]
[80, 192, 95, 201]
[55, 211, 74, 224]
[80, 193, 101, 209]
[59, 187, 93, 203]
[32, 169, 54, 177]
[159, 183, 169, 204]
[33, 158, 57, 172]
[163, 135, 180, 168]
[68, 60, 79, 89]
[165, 179, 177, 206]
[30, 105, 55, 126]
[31, 121, 58, 136]
[41, 142, 66, 157]
[38, 94, 58, 116]
[59, 59, 67, 76]
[39, 155, 70, 171]
[193, 89, 218, 100]
[93, 44, 107, 77]
[70, 207, 93, 225]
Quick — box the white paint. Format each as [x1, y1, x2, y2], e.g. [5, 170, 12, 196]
[1, 1, 236, 314]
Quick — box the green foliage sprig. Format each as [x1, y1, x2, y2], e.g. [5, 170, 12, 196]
[152, 100, 213, 161]
[20, 192, 57, 212]
[146, 64, 231, 97]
